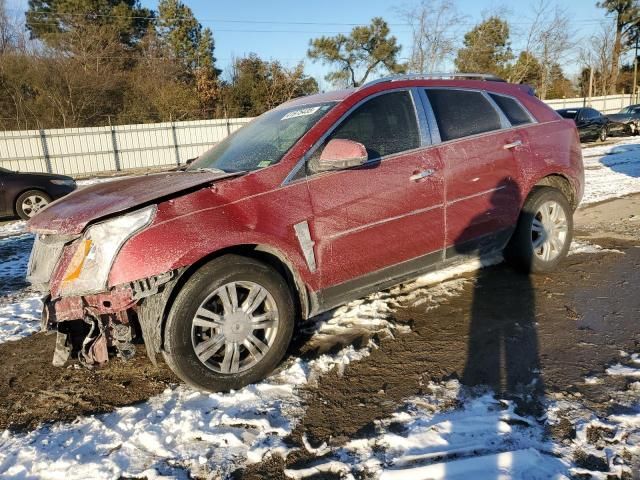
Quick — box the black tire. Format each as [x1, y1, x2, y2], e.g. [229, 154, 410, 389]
[163, 255, 295, 392]
[599, 126, 608, 142]
[15, 189, 52, 220]
[505, 187, 573, 274]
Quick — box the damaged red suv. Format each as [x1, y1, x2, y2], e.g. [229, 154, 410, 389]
[27, 74, 584, 392]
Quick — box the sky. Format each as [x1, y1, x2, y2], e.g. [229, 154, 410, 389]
[6, 0, 619, 89]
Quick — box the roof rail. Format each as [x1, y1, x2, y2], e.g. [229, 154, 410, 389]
[361, 73, 507, 88]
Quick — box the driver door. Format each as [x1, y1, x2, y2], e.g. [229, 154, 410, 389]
[304, 90, 445, 306]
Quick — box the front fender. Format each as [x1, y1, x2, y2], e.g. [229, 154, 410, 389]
[108, 188, 317, 292]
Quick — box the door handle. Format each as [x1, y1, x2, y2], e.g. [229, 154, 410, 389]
[503, 140, 523, 150]
[410, 169, 435, 181]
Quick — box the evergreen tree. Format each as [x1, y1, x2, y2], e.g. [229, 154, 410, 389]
[308, 17, 405, 87]
[26, 0, 152, 48]
[455, 16, 513, 78]
[156, 0, 220, 76]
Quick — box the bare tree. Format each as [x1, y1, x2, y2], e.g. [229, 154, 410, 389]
[597, 0, 639, 94]
[532, 2, 573, 99]
[397, 0, 466, 73]
[579, 22, 617, 97]
[509, 1, 573, 99]
[0, 0, 22, 54]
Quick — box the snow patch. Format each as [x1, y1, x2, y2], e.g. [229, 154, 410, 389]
[581, 136, 640, 204]
[606, 363, 640, 378]
[569, 240, 622, 255]
[0, 220, 26, 239]
[286, 381, 567, 479]
[0, 295, 42, 344]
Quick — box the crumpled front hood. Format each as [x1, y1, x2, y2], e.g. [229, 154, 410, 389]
[607, 113, 633, 122]
[28, 171, 237, 235]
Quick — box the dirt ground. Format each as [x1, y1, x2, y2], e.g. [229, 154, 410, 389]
[0, 337, 177, 431]
[0, 194, 638, 478]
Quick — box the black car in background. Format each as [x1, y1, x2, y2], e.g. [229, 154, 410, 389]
[606, 104, 640, 135]
[0, 167, 76, 219]
[556, 107, 610, 142]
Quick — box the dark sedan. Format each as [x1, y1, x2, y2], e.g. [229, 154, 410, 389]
[606, 104, 640, 135]
[0, 167, 76, 219]
[556, 107, 609, 142]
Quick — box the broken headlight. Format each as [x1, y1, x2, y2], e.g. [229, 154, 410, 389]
[59, 206, 156, 296]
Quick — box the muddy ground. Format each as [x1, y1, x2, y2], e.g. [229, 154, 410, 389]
[0, 195, 638, 478]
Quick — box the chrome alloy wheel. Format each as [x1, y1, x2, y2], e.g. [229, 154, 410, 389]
[531, 200, 569, 262]
[191, 281, 279, 374]
[22, 194, 49, 217]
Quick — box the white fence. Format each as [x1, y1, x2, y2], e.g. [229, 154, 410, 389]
[0, 117, 252, 177]
[544, 93, 636, 114]
[0, 92, 637, 177]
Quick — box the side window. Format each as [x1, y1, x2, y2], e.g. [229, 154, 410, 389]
[488, 93, 532, 126]
[314, 91, 420, 163]
[425, 89, 502, 141]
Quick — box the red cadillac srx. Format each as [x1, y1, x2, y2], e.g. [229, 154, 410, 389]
[26, 74, 584, 392]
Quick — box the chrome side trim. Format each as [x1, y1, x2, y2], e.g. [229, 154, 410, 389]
[482, 90, 511, 128]
[417, 88, 442, 144]
[327, 203, 444, 240]
[410, 88, 432, 146]
[448, 185, 506, 205]
[294, 221, 317, 272]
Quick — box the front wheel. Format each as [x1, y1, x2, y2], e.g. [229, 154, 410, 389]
[505, 187, 573, 273]
[163, 255, 295, 392]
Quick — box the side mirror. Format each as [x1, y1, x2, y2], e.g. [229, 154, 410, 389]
[314, 139, 368, 172]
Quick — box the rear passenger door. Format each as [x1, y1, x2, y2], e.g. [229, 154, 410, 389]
[422, 88, 531, 257]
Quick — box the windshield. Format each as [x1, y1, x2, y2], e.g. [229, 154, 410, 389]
[558, 109, 578, 119]
[190, 102, 336, 173]
[619, 106, 640, 114]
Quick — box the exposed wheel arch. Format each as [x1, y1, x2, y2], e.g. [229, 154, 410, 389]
[532, 174, 577, 210]
[156, 244, 309, 353]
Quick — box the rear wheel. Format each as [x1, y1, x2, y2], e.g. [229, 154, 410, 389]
[163, 255, 295, 392]
[505, 187, 573, 273]
[599, 126, 608, 142]
[15, 189, 51, 219]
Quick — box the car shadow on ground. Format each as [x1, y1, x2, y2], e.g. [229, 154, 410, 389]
[444, 179, 545, 477]
[597, 143, 640, 178]
[454, 178, 544, 410]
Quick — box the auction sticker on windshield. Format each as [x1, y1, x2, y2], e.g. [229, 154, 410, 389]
[281, 106, 321, 120]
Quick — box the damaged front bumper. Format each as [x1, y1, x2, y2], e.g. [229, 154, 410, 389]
[28, 232, 181, 368]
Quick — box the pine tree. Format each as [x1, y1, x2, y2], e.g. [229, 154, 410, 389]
[455, 17, 513, 78]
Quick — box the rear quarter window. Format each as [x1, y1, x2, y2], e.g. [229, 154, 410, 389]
[489, 93, 533, 126]
[425, 89, 502, 141]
